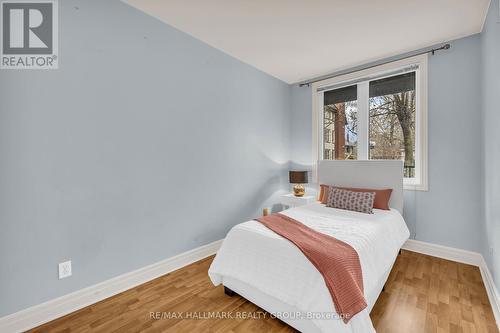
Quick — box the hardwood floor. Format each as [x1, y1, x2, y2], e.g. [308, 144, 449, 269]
[371, 251, 498, 333]
[28, 251, 498, 333]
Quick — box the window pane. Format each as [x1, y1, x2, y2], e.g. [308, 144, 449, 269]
[369, 72, 416, 178]
[323, 85, 358, 160]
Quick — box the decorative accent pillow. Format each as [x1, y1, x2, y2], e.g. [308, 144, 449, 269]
[333, 186, 392, 210]
[319, 184, 392, 210]
[319, 184, 330, 204]
[326, 188, 376, 214]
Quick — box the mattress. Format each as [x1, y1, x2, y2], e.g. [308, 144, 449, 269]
[208, 203, 410, 333]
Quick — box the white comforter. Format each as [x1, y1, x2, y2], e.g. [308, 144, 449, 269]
[208, 203, 410, 333]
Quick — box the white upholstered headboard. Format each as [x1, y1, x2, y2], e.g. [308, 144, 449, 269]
[317, 160, 404, 213]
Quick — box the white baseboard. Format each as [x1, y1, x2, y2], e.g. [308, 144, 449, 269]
[0, 239, 223, 333]
[403, 239, 500, 328]
[1, 238, 498, 332]
[479, 257, 500, 329]
[402, 239, 483, 266]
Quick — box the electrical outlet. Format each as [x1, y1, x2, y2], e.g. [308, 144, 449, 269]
[58, 260, 72, 279]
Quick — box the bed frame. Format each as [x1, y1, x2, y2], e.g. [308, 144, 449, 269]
[223, 160, 405, 332]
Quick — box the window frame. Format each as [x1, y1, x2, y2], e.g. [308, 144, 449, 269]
[311, 54, 428, 191]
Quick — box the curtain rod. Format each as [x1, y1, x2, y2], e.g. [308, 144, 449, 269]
[298, 43, 450, 87]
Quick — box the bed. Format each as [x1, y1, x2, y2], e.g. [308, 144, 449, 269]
[208, 160, 410, 333]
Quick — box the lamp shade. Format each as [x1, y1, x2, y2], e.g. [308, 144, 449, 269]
[289, 171, 308, 184]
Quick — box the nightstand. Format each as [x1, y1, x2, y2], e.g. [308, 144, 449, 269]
[280, 194, 316, 209]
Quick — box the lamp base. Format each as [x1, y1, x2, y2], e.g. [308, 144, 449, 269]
[293, 184, 305, 197]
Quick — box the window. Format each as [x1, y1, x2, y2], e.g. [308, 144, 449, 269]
[369, 73, 416, 178]
[322, 85, 358, 160]
[312, 54, 428, 190]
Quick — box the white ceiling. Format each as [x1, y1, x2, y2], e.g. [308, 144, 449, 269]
[125, 0, 490, 84]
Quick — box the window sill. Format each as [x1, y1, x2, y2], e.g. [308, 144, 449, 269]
[403, 182, 428, 192]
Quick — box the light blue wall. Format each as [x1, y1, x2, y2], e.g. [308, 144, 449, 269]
[481, 0, 500, 288]
[290, 35, 484, 253]
[0, 0, 291, 316]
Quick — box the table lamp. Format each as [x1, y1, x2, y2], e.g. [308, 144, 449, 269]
[289, 171, 308, 197]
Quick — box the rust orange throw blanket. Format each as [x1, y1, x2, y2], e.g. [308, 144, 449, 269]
[256, 213, 366, 323]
